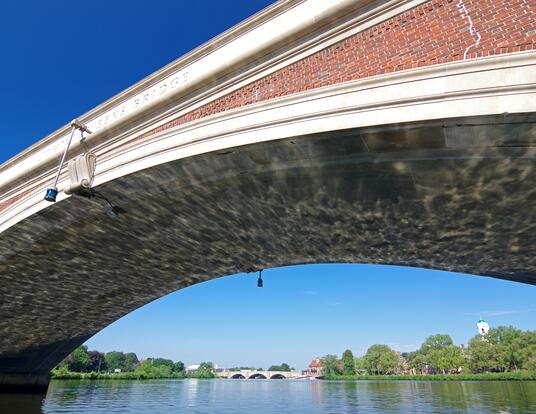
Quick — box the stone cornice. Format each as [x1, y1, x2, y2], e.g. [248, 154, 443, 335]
[1, 50, 535, 233]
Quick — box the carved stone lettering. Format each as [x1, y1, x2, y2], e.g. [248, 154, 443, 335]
[9, 65, 192, 176]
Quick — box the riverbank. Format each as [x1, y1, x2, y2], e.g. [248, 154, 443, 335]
[324, 372, 536, 381]
[51, 370, 213, 380]
[51, 370, 536, 381]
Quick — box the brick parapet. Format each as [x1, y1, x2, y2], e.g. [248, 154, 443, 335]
[137, 0, 535, 141]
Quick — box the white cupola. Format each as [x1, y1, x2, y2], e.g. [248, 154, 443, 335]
[477, 318, 490, 335]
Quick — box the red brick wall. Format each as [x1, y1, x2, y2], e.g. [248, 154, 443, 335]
[2, 0, 535, 213]
[139, 0, 535, 140]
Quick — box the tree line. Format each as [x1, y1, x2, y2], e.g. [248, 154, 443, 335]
[320, 326, 536, 377]
[55, 347, 296, 378]
[54, 346, 215, 379]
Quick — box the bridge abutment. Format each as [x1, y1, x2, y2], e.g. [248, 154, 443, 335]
[0, 373, 50, 394]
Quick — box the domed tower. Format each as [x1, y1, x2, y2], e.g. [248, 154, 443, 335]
[477, 318, 490, 336]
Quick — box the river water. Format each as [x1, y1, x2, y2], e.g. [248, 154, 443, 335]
[1, 379, 535, 413]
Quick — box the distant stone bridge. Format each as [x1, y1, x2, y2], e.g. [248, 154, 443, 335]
[218, 370, 304, 380]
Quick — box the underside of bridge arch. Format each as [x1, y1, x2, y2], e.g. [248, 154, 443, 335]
[231, 374, 246, 379]
[249, 373, 267, 380]
[270, 374, 286, 379]
[0, 114, 535, 391]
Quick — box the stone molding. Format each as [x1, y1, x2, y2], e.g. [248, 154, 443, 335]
[1, 50, 535, 233]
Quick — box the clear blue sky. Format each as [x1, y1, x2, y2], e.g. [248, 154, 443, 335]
[1, 1, 534, 370]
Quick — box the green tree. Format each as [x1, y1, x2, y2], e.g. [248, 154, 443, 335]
[105, 351, 126, 372]
[467, 326, 531, 373]
[420, 334, 453, 354]
[520, 342, 536, 371]
[342, 349, 356, 375]
[363, 345, 399, 375]
[151, 358, 174, 371]
[378, 352, 399, 375]
[320, 355, 342, 377]
[190, 362, 214, 378]
[87, 350, 107, 372]
[268, 363, 291, 371]
[103, 351, 138, 372]
[467, 337, 497, 373]
[68, 346, 89, 372]
[354, 357, 366, 373]
[136, 359, 172, 378]
[516, 331, 536, 371]
[173, 361, 185, 373]
[428, 346, 464, 374]
[123, 353, 139, 372]
[487, 326, 523, 346]
[489, 326, 526, 371]
[406, 352, 427, 374]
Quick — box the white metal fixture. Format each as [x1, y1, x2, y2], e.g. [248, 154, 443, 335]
[44, 119, 93, 202]
[65, 153, 97, 195]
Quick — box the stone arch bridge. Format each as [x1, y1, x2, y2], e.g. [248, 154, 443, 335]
[218, 370, 304, 380]
[0, 0, 535, 393]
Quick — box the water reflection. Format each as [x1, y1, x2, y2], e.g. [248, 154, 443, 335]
[0, 379, 534, 413]
[0, 393, 44, 414]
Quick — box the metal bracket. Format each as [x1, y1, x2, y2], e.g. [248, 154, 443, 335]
[44, 119, 93, 202]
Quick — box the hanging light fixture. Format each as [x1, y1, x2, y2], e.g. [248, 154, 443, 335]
[257, 270, 263, 288]
[45, 119, 92, 202]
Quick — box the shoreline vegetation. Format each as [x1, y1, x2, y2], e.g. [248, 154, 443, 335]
[323, 372, 536, 381]
[51, 368, 210, 381]
[50, 370, 536, 382]
[52, 325, 535, 382]
[318, 327, 536, 381]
